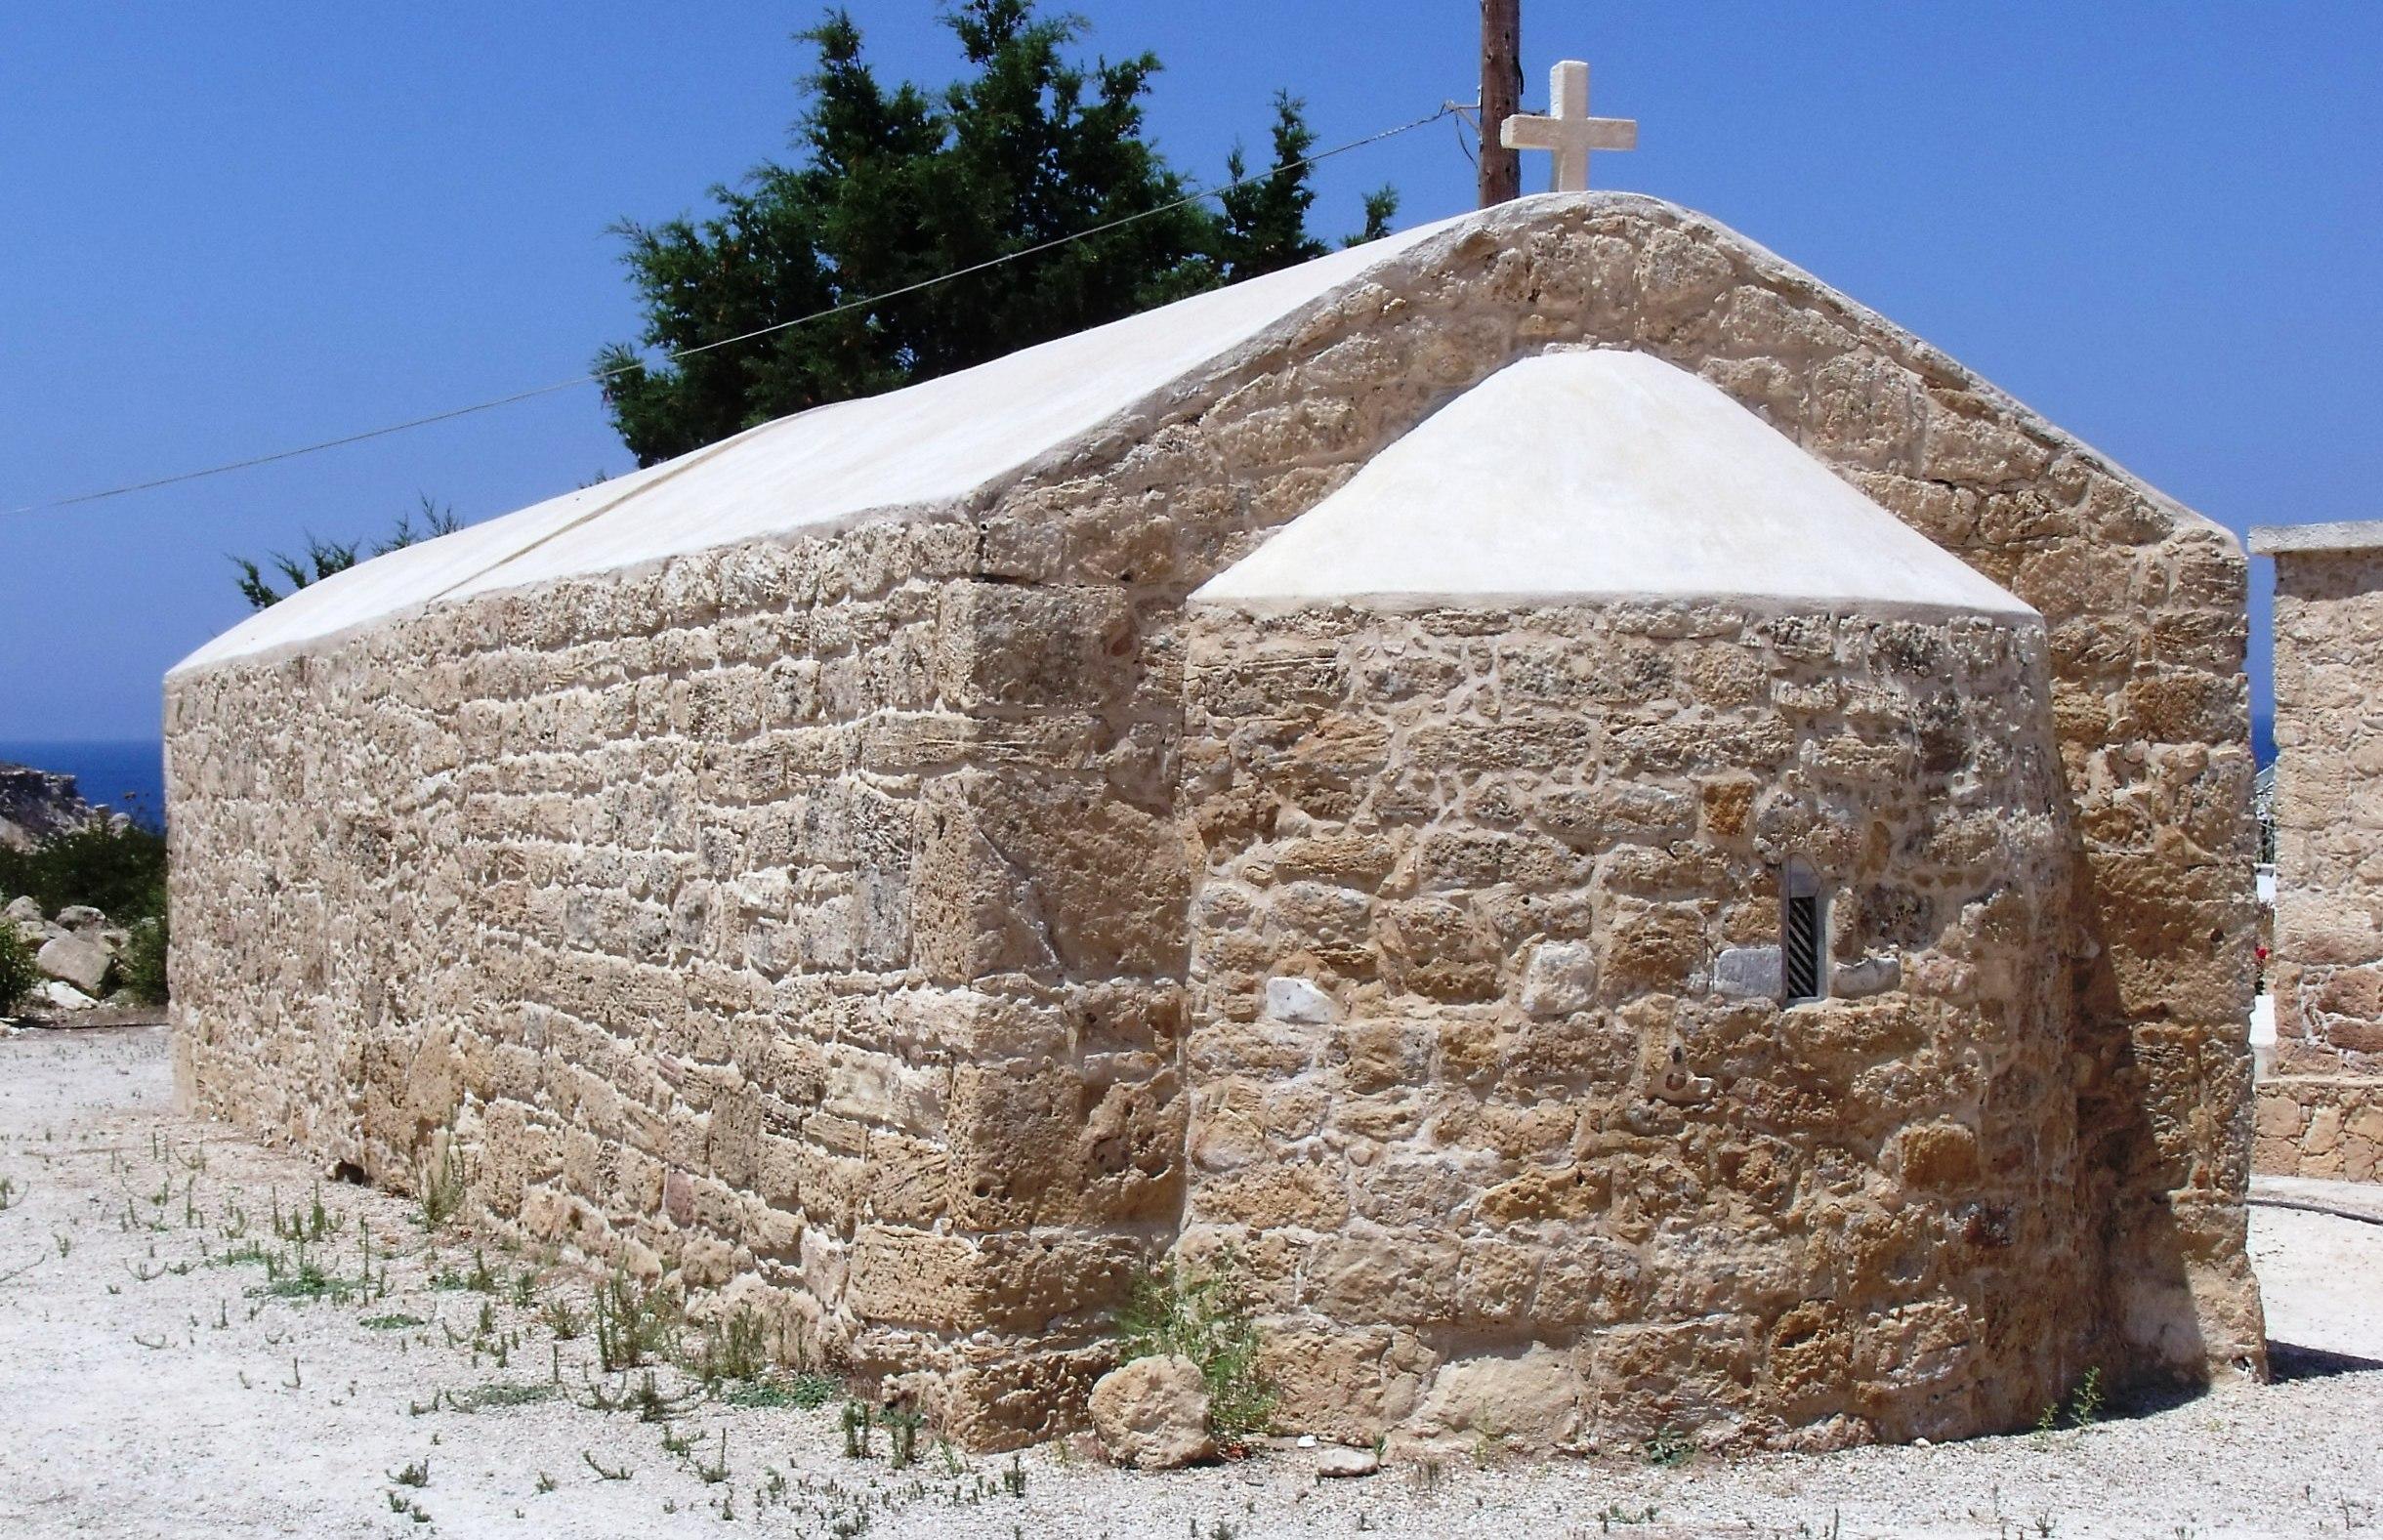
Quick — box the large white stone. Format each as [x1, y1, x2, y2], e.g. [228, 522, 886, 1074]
[1408, 1347, 1580, 1448]
[1520, 941, 1598, 1017]
[1314, 1443, 1380, 1478]
[2249, 520, 2383, 556]
[39, 979, 97, 1012]
[1192, 350, 2036, 622]
[36, 934, 110, 995]
[1832, 953, 1902, 999]
[1714, 945, 1782, 999]
[1265, 977, 1341, 1024]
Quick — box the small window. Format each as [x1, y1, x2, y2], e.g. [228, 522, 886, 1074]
[1781, 858, 1826, 1005]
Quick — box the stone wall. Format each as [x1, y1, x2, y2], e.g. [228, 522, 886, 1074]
[2253, 537, 2383, 1179]
[2255, 1077, 2383, 1181]
[168, 194, 2263, 1448]
[1179, 601, 2090, 1448]
[167, 520, 1187, 1446]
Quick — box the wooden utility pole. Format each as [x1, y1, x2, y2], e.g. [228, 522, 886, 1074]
[1478, 0, 1523, 205]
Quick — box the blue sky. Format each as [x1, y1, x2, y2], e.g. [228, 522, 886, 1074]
[4, 2, 2377, 742]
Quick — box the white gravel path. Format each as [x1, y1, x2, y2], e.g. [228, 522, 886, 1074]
[1, 1024, 2376, 1539]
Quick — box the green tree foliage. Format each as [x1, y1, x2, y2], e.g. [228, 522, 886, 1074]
[598, 1, 1398, 466]
[232, 496, 462, 610]
[0, 818, 168, 923]
[1214, 93, 1326, 280]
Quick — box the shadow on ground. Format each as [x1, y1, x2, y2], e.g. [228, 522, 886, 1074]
[2270, 1341, 2383, 1383]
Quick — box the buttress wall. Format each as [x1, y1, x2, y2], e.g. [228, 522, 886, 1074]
[1178, 601, 2087, 1449]
[961, 197, 2261, 1391]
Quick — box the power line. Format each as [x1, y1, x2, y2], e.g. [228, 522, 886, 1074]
[6, 99, 1468, 520]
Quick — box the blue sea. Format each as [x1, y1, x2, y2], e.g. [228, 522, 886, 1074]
[0, 739, 166, 828]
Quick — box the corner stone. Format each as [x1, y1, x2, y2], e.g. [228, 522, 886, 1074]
[1314, 1443, 1380, 1478]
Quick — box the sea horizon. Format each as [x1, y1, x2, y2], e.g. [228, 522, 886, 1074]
[0, 737, 165, 827]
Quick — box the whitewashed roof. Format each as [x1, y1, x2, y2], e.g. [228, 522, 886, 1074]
[174, 206, 1474, 676]
[1192, 350, 2036, 622]
[173, 191, 2111, 677]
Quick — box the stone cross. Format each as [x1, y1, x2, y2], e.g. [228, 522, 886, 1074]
[1499, 60, 1637, 192]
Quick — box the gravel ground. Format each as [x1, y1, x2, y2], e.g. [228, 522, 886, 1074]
[0, 1024, 2376, 1539]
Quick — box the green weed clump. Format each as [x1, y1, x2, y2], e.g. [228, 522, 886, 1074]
[720, 1370, 841, 1410]
[0, 921, 35, 1016]
[441, 1382, 558, 1413]
[884, 1406, 924, 1469]
[593, 1268, 683, 1373]
[684, 1305, 774, 1387]
[116, 913, 169, 1004]
[415, 1145, 468, 1230]
[2036, 1365, 2106, 1433]
[1116, 1253, 1276, 1447]
[1642, 1425, 1693, 1468]
[539, 1294, 585, 1340]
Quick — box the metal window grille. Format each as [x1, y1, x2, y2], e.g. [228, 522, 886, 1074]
[1783, 893, 1821, 1001]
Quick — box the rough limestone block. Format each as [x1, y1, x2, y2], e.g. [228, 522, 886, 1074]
[1713, 944, 1781, 999]
[1520, 940, 1598, 1017]
[1089, 1354, 1214, 1469]
[1832, 953, 1902, 999]
[934, 582, 1135, 709]
[1314, 1443, 1380, 1478]
[1406, 1347, 1580, 1448]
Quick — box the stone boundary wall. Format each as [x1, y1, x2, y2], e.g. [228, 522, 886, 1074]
[2265, 543, 2383, 1079]
[1179, 601, 2086, 1448]
[2256, 541, 2383, 1182]
[2254, 1076, 2383, 1181]
[169, 195, 2261, 1447]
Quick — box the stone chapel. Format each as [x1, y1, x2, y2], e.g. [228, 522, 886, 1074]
[165, 191, 2265, 1451]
